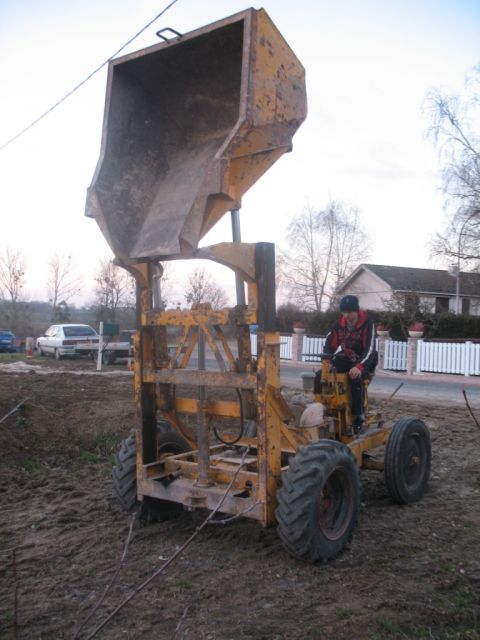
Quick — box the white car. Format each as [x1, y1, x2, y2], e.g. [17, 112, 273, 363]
[37, 324, 99, 360]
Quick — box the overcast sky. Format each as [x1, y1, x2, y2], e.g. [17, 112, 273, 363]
[1, 0, 479, 306]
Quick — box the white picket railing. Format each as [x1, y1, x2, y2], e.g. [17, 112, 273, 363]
[417, 340, 480, 376]
[250, 335, 293, 360]
[280, 336, 293, 360]
[301, 336, 326, 362]
[384, 340, 408, 371]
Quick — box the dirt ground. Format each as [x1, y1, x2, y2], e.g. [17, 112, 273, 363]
[0, 356, 479, 640]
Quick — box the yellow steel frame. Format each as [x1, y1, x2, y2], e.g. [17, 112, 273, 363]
[128, 245, 305, 527]
[127, 245, 390, 529]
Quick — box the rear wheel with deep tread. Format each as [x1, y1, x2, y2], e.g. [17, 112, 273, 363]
[112, 433, 138, 514]
[276, 440, 360, 562]
[112, 422, 191, 521]
[385, 416, 431, 504]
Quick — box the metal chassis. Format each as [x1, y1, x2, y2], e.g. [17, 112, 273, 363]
[128, 242, 306, 527]
[127, 242, 390, 528]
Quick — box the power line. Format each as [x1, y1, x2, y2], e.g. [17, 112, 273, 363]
[0, 0, 179, 152]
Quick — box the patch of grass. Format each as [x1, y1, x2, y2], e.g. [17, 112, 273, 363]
[437, 560, 455, 573]
[22, 458, 41, 472]
[451, 586, 477, 616]
[304, 623, 326, 637]
[78, 451, 100, 465]
[0, 352, 25, 362]
[335, 607, 354, 620]
[377, 616, 404, 635]
[92, 431, 123, 457]
[175, 579, 193, 590]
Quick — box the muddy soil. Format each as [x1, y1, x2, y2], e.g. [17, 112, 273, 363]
[0, 358, 479, 639]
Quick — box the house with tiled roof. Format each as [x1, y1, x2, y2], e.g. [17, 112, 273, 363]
[337, 264, 480, 316]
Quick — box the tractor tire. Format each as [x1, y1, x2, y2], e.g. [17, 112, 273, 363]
[112, 421, 191, 521]
[385, 416, 431, 504]
[276, 440, 360, 562]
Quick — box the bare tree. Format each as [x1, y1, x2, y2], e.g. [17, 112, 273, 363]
[184, 267, 228, 310]
[46, 253, 82, 322]
[93, 258, 135, 323]
[0, 247, 27, 332]
[280, 202, 370, 311]
[427, 65, 480, 269]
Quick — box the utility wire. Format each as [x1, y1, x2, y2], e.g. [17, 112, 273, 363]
[0, 0, 179, 152]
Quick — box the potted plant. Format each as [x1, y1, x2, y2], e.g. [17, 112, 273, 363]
[293, 321, 306, 334]
[408, 321, 424, 338]
[376, 323, 390, 337]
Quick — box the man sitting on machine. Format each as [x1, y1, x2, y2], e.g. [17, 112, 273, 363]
[314, 295, 377, 432]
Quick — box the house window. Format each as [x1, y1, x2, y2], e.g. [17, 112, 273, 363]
[435, 297, 449, 314]
[462, 298, 470, 315]
[404, 294, 419, 314]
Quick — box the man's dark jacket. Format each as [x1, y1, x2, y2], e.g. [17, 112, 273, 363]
[324, 310, 377, 373]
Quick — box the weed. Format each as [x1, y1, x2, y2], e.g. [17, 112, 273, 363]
[377, 616, 403, 635]
[451, 586, 476, 616]
[92, 431, 123, 458]
[437, 560, 454, 573]
[176, 579, 193, 590]
[304, 623, 326, 637]
[22, 458, 41, 472]
[78, 451, 100, 465]
[335, 607, 354, 620]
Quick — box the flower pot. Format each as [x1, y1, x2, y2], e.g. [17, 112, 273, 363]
[293, 328, 305, 334]
[408, 330, 423, 338]
[376, 330, 389, 337]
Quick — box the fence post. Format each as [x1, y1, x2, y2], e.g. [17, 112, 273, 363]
[406, 336, 420, 376]
[464, 341, 472, 377]
[291, 332, 303, 363]
[377, 335, 387, 370]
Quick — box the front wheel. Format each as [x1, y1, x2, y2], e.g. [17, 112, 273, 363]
[385, 416, 431, 504]
[276, 440, 360, 562]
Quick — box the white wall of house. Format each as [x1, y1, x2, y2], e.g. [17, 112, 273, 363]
[340, 270, 393, 310]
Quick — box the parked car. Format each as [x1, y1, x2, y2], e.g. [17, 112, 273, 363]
[0, 330, 16, 353]
[37, 324, 99, 360]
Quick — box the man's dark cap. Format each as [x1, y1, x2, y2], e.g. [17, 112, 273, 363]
[339, 295, 360, 312]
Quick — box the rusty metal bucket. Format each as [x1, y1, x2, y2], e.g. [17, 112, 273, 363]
[86, 8, 307, 263]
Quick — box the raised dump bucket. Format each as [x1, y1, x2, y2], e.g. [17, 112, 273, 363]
[86, 8, 307, 263]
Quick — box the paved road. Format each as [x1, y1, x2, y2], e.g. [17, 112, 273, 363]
[281, 361, 480, 407]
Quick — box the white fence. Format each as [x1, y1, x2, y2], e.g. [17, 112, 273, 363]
[384, 340, 408, 371]
[417, 340, 480, 376]
[250, 334, 293, 360]
[301, 336, 326, 362]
